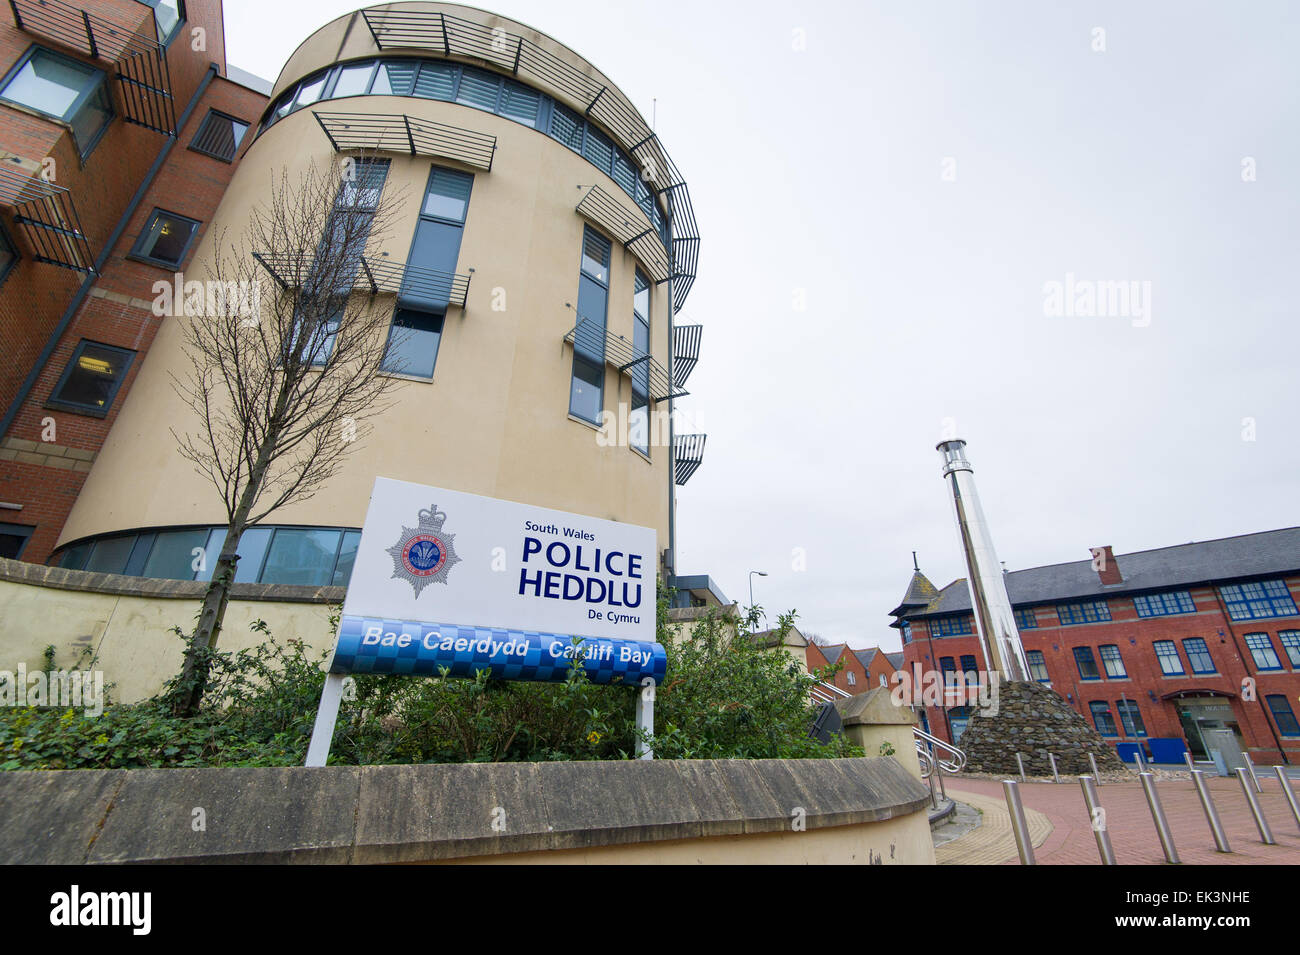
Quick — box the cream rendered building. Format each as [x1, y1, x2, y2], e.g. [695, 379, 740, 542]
[53, 2, 703, 589]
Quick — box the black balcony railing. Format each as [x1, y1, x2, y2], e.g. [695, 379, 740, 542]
[575, 185, 670, 284]
[563, 315, 685, 404]
[0, 160, 95, 273]
[672, 324, 702, 388]
[313, 111, 496, 170]
[254, 252, 472, 309]
[9, 0, 177, 136]
[360, 7, 698, 310]
[674, 433, 706, 486]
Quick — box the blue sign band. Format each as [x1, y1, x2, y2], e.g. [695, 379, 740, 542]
[332, 615, 668, 685]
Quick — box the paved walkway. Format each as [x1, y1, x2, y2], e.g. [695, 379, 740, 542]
[940, 773, 1300, 865]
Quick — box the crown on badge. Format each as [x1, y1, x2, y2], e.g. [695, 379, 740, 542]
[417, 506, 447, 530]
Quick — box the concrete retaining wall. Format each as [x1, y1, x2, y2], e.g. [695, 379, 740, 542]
[0, 756, 935, 864]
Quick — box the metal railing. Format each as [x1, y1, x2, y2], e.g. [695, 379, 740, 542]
[563, 315, 684, 403]
[575, 185, 671, 283]
[313, 111, 496, 170]
[914, 726, 966, 775]
[0, 162, 95, 273]
[253, 252, 473, 309]
[674, 433, 706, 486]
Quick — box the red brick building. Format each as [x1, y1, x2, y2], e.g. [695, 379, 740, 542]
[0, 0, 266, 561]
[806, 642, 905, 696]
[891, 529, 1300, 766]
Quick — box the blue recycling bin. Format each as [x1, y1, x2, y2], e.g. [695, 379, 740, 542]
[1148, 737, 1187, 764]
[1116, 742, 1145, 763]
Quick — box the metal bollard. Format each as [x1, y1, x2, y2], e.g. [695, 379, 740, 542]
[1016, 752, 1026, 782]
[1184, 751, 1195, 774]
[1002, 780, 1036, 865]
[1236, 768, 1275, 844]
[1139, 772, 1180, 864]
[1190, 770, 1231, 853]
[1276, 767, 1300, 833]
[1136, 747, 1147, 772]
[1244, 754, 1262, 794]
[1049, 752, 1060, 784]
[1089, 752, 1101, 786]
[1079, 775, 1116, 864]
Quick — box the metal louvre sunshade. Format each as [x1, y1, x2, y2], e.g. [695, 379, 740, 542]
[575, 185, 669, 283]
[253, 252, 472, 308]
[9, 0, 177, 136]
[313, 111, 496, 170]
[563, 316, 684, 403]
[672, 324, 702, 388]
[0, 161, 95, 273]
[360, 7, 699, 309]
[674, 433, 706, 486]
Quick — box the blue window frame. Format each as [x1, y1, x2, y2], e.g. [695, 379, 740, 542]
[1245, 633, 1282, 671]
[1133, 590, 1196, 618]
[1073, 646, 1101, 681]
[1014, 607, 1037, 630]
[959, 654, 978, 677]
[939, 656, 957, 686]
[901, 622, 912, 644]
[1280, 631, 1300, 668]
[1266, 695, 1300, 737]
[1182, 637, 1216, 674]
[930, 615, 973, 637]
[629, 269, 651, 456]
[1056, 600, 1111, 625]
[570, 227, 611, 424]
[1024, 649, 1050, 682]
[1090, 701, 1118, 737]
[0, 46, 114, 158]
[1153, 640, 1185, 676]
[1219, 580, 1298, 621]
[1099, 644, 1127, 678]
[47, 340, 135, 417]
[1116, 700, 1147, 737]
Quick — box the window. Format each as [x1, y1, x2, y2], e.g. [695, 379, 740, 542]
[846, 671, 856, 686]
[1116, 700, 1147, 737]
[1266, 695, 1300, 737]
[901, 622, 912, 644]
[47, 341, 135, 415]
[0, 47, 113, 157]
[960, 654, 978, 677]
[1245, 633, 1282, 671]
[1014, 607, 1038, 630]
[382, 308, 443, 379]
[1219, 580, 1298, 621]
[939, 656, 957, 686]
[1280, 631, 1300, 668]
[285, 302, 341, 368]
[144, 0, 185, 45]
[130, 209, 200, 267]
[190, 110, 249, 161]
[1073, 646, 1101, 681]
[1182, 637, 1216, 674]
[1025, 649, 1050, 682]
[930, 615, 973, 637]
[260, 528, 344, 586]
[0, 225, 16, 286]
[629, 270, 651, 456]
[400, 165, 471, 310]
[0, 522, 34, 560]
[1090, 701, 1118, 737]
[1152, 640, 1185, 676]
[1133, 590, 1196, 617]
[1099, 644, 1127, 678]
[1056, 599, 1111, 625]
[570, 227, 610, 424]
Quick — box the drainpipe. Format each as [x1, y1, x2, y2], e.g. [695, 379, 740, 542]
[0, 64, 220, 442]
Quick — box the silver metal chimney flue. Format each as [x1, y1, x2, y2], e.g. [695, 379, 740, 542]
[937, 439, 1029, 681]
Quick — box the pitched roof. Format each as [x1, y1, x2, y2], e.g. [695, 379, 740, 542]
[820, 643, 846, 664]
[885, 651, 905, 670]
[887, 569, 941, 617]
[900, 527, 1300, 619]
[853, 647, 880, 669]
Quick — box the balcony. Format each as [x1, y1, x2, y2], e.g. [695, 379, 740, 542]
[575, 185, 669, 284]
[359, 6, 699, 310]
[672, 324, 702, 388]
[0, 160, 96, 273]
[313, 111, 496, 171]
[674, 433, 706, 486]
[9, 0, 177, 136]
[562, 315, 685, 404]
[253, 252, 472, 309]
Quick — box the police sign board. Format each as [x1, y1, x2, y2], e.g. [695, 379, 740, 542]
[331, 477, 667, 686]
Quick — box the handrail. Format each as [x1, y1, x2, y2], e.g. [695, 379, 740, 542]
[914, 726, 966, 774]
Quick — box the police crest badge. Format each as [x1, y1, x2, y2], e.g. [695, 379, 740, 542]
[386, 505, 461, 597]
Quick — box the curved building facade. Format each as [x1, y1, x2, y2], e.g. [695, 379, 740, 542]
[52, 2, 703, 587]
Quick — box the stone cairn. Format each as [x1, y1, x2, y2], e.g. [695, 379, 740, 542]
[957, 680, 1127, 776]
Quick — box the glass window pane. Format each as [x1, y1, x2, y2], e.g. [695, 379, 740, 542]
[581, 230, 610, 283]
[294, 72, 328, 108]
[549, 102, 583, 151]
[260, 528, 341, 586]
[332, 63, 374, 98]
[142, 529, 210, 580]
[456, 68, 500, 110]
[634, 271, 650, 320]
[53, 343, 133, 410]
[583, 127, 613, 173]
[233, 526, 273, 583]
[5, 51, 92, 118]
[422, 167, 473, 222]
[569, 355, 602, 423]
[137, 211, 197, 265]
[374, 61, 417, 96]
[69, 81, 112, 153]
[57, 543, 93, 570]
[152, 0, 182, 42]
[84, 535, 135, 574]
[414, 61, 455, 100]
[382, 308, 443, 378]
[333, 531, 360, 586]
[499, 80, 539, 125]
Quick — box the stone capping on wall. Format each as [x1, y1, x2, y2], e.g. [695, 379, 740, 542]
[0, 757, 931, 864]
[0, 556, 345, 605]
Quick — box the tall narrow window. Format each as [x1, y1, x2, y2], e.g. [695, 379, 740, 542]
[384, 165, 471, 377]
[1090, 701, 1118, 737]
[1073, 646, 1100, 681]
[629, 270, 650, 455]
[569, 227, 610, 424]
[1024, 649, 1050, 682]
[190, 110, 249, 161]
[1153, 640, 1185, 676]
[1245, 633, 1282, 671]
[1280, 631, 1300, 668]
[1116, 700, 1147, 737]
[1182, 637, 1216, 674]
[1099, 644, 1127, 678]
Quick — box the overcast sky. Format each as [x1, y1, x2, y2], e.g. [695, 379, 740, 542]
[224, 0, 1300, 651]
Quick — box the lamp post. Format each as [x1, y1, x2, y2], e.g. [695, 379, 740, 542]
[749, 570, 767, 617]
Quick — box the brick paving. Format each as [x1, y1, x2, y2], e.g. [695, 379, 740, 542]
[941, 772, 1300, 865]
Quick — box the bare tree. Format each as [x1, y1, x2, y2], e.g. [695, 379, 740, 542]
[803, 631, 831, 647]
[169, 155, 409, 714]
